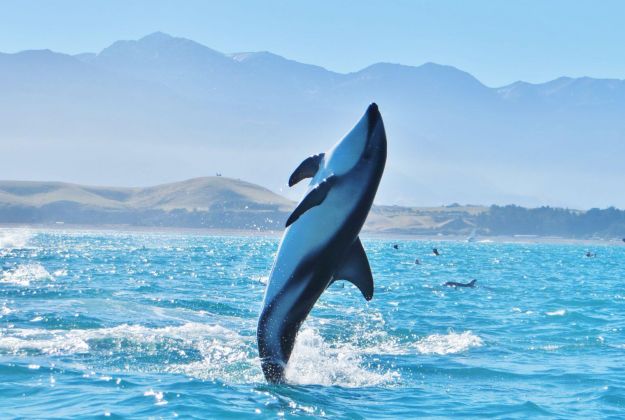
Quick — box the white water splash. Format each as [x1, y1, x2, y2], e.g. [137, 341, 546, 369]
[0, 322, 263, 381]
[0, 228, 33, 249]
[1, 263, 52, 287]
[285, 327, 399, 387]
[0, 321, 482, 387]
[0, 305, 13, 316]
[346, 326, 484, 357]
[414, 331, 483, 355]
[0, 321, 401, 387]
[0, 323, 237, 352]
[546, 309, 567, 316]
[144, 389, 168, 406]
[0, 328, 90, 355]
[541, 344, 561, 351]
[166, 323, 263, 383]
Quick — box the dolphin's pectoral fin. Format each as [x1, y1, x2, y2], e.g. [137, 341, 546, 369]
[332, 237, 374, 301]
[285, 174, 336, 227]
[288, 153, 324, 187]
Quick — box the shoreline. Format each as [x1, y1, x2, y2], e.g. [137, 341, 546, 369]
[1, 223, 622, 246]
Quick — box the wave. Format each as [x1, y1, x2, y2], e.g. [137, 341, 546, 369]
[542, 308, 608, 325]
[0, 326, 90, 355]
[546, 309, 567, 316]
[0, 228, 33, 249]
[0, 304, 13, 316]
[285, 328, 399, 387]
[0, 321, 483, 388]
[413, 331, 484, 355]
[1, 322, 387, 387]
[353, 328, 484, 356]
[1, 263, 52, 287]
[144, 389, 168, 406]
[168, 324, 400, 387]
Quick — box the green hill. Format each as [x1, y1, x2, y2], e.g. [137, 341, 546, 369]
[0, 177, 292, 230]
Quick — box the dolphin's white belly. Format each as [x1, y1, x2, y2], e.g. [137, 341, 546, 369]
[263, 184, 360, 304]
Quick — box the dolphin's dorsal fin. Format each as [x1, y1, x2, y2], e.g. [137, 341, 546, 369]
[288, 153, 324, 187]
[332, 237, 374, 301]
[286, 174, 336, 227]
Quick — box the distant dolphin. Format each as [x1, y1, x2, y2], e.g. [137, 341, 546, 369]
[257, 103, 387, 383]
[444, 279, 476, 288]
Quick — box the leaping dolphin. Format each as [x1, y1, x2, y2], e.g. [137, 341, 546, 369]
[257, 103, 387, 383]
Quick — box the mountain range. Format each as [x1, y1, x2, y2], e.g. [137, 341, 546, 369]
[1, 32, 624, 208]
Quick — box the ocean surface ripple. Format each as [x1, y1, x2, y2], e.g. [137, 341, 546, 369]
[1, 228, 624, 418]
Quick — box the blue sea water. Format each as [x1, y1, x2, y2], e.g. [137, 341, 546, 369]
[1, 228, 624, 418]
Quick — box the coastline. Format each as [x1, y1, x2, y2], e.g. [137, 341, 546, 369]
[1, 223, 622, 246]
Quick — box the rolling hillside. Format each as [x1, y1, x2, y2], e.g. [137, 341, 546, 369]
[0, 177, 489, 234]
[0, 177, 292, 230]
[2, 177, 623, 238]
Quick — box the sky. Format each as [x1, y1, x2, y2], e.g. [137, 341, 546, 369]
[1, 0, 625, 87]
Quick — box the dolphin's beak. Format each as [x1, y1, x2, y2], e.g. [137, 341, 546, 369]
[366, 102, 380, 132]
[364, 102, 386, 160]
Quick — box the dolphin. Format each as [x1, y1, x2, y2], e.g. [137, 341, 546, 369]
[257, 103, 387, 383]
[444, 279, 477, 288]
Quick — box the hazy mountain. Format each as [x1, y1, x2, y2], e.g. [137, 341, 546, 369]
[1, 32, 624, 208]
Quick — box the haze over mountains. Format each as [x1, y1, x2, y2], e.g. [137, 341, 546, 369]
[1, 32, 624, 208]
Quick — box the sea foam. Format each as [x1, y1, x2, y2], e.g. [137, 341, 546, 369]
[414, 331, 484, 355]
[1, 263, 52, 287]
[285, 327, 400, 387]
[0, 228, 33, 249]
[0, 321, 403, 387]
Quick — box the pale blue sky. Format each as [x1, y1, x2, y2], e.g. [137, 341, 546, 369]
[1, 0, 624, 86]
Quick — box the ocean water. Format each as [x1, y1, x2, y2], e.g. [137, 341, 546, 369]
[1, 228, 624, 418]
